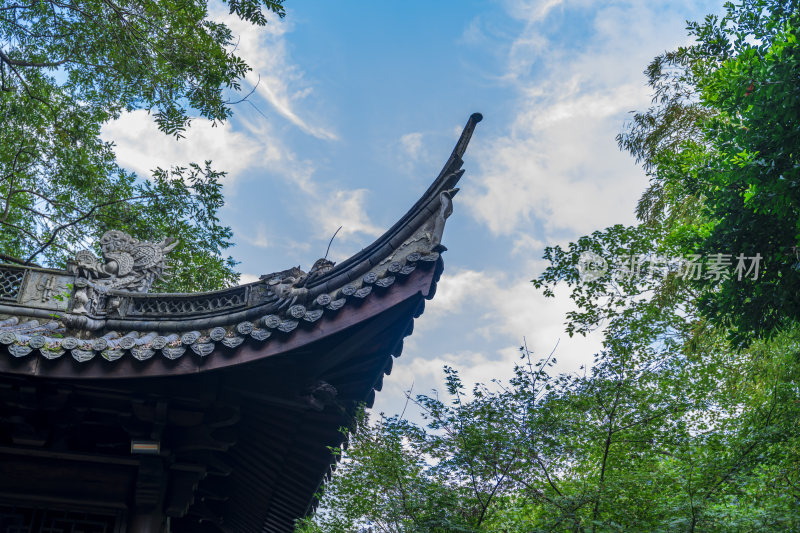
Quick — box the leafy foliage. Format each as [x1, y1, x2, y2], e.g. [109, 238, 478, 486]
[299, 331, 800, 532]
[617, 0, 800, 344]
[0, 0, 285, 289]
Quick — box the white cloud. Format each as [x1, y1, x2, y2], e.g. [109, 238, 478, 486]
[427, 268, 603, 352]
[386, 348, 524, 404]
[104, 104, 379, 252]
[102, 110, 267, 182]
[417, 268, 601, 369]
[314, 189, 383, 244]
[239, 273, 261, 285]
[464, 1, 702, 240]
[511, 233, 545, 256]
[216, 10, 338, 140]
[400, 132, 424, 161]
[460, 16, 487, 45]
[375, 267, 604, 414]
[239, 222, 270, 249]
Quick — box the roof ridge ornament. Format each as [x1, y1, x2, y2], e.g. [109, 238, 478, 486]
[68, 230, 178, 315]
[427, 188, 458, 252]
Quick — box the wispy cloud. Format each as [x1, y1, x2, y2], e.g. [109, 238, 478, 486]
[316, 189, 382, 244]
[218, 10, 338, 140]
[400, 132, 425, 161]
[104, 109, 379, 255]
[464, 1, 708, 239]
[239, 222, 270, 249]
[505, 0, 567, 22]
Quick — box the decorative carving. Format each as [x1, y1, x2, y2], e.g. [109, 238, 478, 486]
[41, 348, 64, 359]
[404, 188, 458, 253]
[118, 336, 137, 350]
[262, 267, 308, 310]
[151, 336, 169, 349]
[306, 258, 335, 284]
[72, 349, 94, 362]
[103, 350, 124, 362]
[61, 337, 79, 350]
[303, 309, 324, 323]
[181, 331, 200, 345]
[209, 327, 226, 341]
[278, 320, 298, 333]
[191, 343, 215, 357]
[35, 275, 56, 302]
[354, 286, 372, 299]
[0, 266, 25, 302]
[221, 336, 244, 349]
[132, 347, 155, 361]
[9, 344, 32, 358]
[235, 321, 253, 335]
[263, 315, 281, 329]
[400, 264, 417, 276]
[129, 287, 247, 317]
[68, 230, 177, 315]
[376, 276, 396, 288]
[92, 337, 108, 351]
[28, 335, 46, 349]
[288, 305, 307, 319]
[327, 298, 346, 311]
[259, 258, 334, 311]
[163, 347, 185, 360]
[299, 381, 338, 411]
[250, 328, 271, 341]
[248, 282, 276, 305]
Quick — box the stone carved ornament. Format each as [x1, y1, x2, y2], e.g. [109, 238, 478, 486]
[68, 230, 178, 315]
[259, 258, 335, 310]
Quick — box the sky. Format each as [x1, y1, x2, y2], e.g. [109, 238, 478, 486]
[102, 0, 722, 418]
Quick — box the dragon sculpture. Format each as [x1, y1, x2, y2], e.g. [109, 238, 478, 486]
[68, 230, 178, 315]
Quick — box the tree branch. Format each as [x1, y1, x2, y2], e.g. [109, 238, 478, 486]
[0, 49, 69, 68]
[23, 194, 155, 263]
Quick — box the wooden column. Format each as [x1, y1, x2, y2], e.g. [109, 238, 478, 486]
[129, 457, 169, 532]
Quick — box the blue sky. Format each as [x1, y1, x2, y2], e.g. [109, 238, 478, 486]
[103, 0, 721, 417]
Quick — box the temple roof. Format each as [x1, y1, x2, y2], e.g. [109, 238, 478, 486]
[0, 113, 482, 532]
[0, 248, 440, 371]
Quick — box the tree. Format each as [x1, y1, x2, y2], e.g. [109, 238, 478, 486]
[0, 0, 285, 291]
[617, 0, 800, 344]
[298, 331, 800, 531]
[297, 288, 800, 531]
